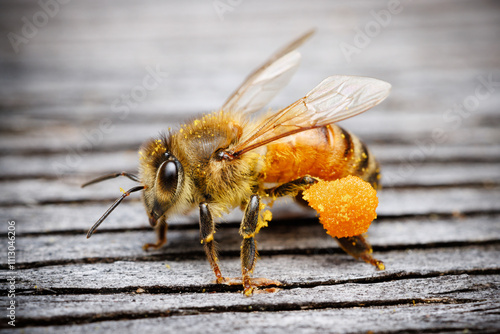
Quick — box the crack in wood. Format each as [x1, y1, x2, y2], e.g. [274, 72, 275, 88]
[11, 211, 500, 238]
[6, 268, 500, 297]
[363, 328, 500, 334]
[2, 239, 500, 271]
[3, 297, 484, 329]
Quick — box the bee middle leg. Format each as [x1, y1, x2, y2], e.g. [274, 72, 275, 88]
[199, 202, 225, 283]
[238, 194, 282, 296]
[239, 195, 260, 296]
[265, 175, 319, 198]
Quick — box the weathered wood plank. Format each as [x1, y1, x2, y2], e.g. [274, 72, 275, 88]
[1, 0, 499, 332]
[1, 179, 498, 216]
[2, 151, 500, 188]
[3, 214, 500, 266]
[1, 114, 499, 155]
[12, 302, 499, 334]
[5, 186, 500, 234]
[8, 274, 499, 329]
[13, 300, 499, 334]
[2, 245, 498, 297]
[372, 144, 500, 164]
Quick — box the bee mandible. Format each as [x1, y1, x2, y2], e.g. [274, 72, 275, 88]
[83, 30, 391, 296]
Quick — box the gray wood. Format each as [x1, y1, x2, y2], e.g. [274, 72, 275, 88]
[2, 152, 500, 188]
[1, 115, 499, 155]
[3, 245, 499, 291]
[8, 275, 500, 327]
[1, 179, 498, 216]
[3, 214, 499, 266]
[3, 195, 499, 234]
[2, 247, 499, 331]
[13, 302, 500, 334]
[1, 0, 499, 332]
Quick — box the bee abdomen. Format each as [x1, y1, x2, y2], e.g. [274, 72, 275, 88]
[262, 124, 380, 189]
[338, 126, 380, 189]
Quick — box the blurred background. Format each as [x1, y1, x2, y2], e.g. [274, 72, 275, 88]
[0, 0, 499, 216]
[1, 2, 500, 331]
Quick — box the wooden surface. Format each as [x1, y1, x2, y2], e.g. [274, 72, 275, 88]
[1, 0, 500, 333]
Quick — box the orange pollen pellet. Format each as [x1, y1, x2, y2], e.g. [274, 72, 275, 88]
[302, 175, 378, 238]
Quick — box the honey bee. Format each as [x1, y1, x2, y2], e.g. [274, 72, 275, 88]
[83, 30, 391, 296]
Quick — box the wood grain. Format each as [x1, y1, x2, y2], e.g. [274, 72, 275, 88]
[1, 0, 499, 332]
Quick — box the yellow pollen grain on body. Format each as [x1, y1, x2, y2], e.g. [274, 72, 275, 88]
[201, 233, 214, 244]
[254, 209, 272, 236]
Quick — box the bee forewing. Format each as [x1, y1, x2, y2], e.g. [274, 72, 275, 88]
[222, 29, 315, 114]
[231, 75, 391, 156]
[302, 75, 392, 126]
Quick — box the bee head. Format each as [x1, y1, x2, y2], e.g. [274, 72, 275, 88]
[139, 137, 185, 227]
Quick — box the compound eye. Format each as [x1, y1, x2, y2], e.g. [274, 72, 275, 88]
[160, 160, 178, 193]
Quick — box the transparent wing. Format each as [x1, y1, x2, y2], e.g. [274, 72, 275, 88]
[231, 75, 392, 156]
[222, 29, 315, 114]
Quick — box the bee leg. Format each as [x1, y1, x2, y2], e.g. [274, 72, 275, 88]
[199, 202, 225, 284]
[239, 195, 261, 296]
[266, 177, 384, 271]
[336, 234, 385, 270]
[142, 220, 168, 250]
[265, 175, 319, 198]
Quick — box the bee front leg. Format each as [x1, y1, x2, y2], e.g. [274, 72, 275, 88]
[336, 234, 385, 270]
[199, 202, 225, 284]
[143, 219, 168, 250]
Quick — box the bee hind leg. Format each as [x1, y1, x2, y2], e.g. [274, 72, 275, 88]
[266, 176, 384, 271]
[336, 234, 385, 270]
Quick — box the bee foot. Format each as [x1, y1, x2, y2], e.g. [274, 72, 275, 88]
[248, 277, 283, 287]
[360, 254, 385, 271]
[217, 277, 282, 287]
[142, 242, 163, 251]
[252, 287, 282, 295]
[216, 277, 282, 295]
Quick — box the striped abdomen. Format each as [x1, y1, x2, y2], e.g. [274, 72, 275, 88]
[260, 124, 380, 189]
